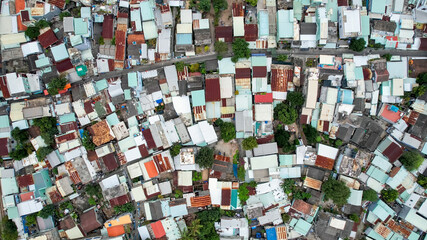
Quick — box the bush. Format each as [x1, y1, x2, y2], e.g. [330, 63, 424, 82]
[274, 102, 298, 124]
[322, 178, 351, 206]
[170, 144, 182, 157]
[111, 37, 116, 45]
[47, 75, 68, 95]
[293, 190, 311, 200]
[174, 189, 183, 198]
[59, 11, 71, 21]
[383, 53, 392, 61]
[349, 38, 366, 52]
[231, 38, 250, 63]
[245, 0, 258, 6]
[195, 147, 214, 169]
[114, 203, 135, 214]
[220, 122, 235, 142]
[175, 61, 185, 72]
[25, 26, 40, 39]
[98, 36, 105, 45]
[335, 139, 343, 147]
[237, 165, 245, 181]
[381, 189, 399, 203]
[362, 189, 378, 202]
[36, 146, 53, 161]
[349, 214, 360, 223]
[282, 213, 291, 223]
[25, 213, 37, 226]
[242, 137, 258, 150]
[35, 20, 50, 29]
[188, 63, 200, 72]
[282, 179, 295, 194]
[82, 131, 95, 151]
[38, 204, 56, 219]
[399, 151, 424, 171]
[192, 171, 202, 181]
[417, 175, 427, 188]
[88, 197, 96, 206]
[214, 118, 224, 127]
[276, 54, 288, 62]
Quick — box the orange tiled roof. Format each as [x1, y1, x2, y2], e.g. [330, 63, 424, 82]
[91, 120, 115, 146]
[144, 160, 159, 179]
[190, 195, 211, 207]
[107, 225, 125, 237]
[304, 177, 322, 190]
[315, 155, 335, 170]
[127, 34, 145, 44]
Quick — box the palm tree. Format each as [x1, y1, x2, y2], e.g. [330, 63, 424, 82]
[180, 219, 203, 240]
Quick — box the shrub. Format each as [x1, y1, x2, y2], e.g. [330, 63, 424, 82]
[349, 38, 366, 52]
[322, 178, 351, 206]
[195, 147, 214, 169]
[220, 122, 235, 142]
[381, 189, 399, 203]
[362, 189, 378, 202]
[242, 137, 258, 150]
[170, 144, 182, 157]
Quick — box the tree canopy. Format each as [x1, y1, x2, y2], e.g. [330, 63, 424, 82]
[114, 203, 135, 214]
[417, 175, 427, 189]
[170, 144, 182, 157]
[286, 92, 305, 108]
[220, 122, 235, 142]
[36, 146, 53, 162]
[38, 204, 56, 219]
[231, 38, 250, 63]
[212, 0, 227, 13]
[381, 189, 399, 203]
[2, 217, 18, 240]
[47, 75, 68, 95]
[33, 117, 59, 145]
[242, 137, 258, 150]
[11, 127, 29, 143]
[276, 54, 288, 62]
[81, 131, 95, 151]
[303, 125, 320, 145]
[198, 0, 211, 12]
[349, 38, 366, 52]
[214, 41, 228, 58]
[362, 189, 378, 202]
[25, 26, 40, 39]
[322, 178, 351, 206]
[195, 147, 214, 169]
[399, 151, 424, 171]
[175, 61, 185, 72]
[196, 208, 221, 240]
[274, 102, 298, 124]
[245, 0, 258, 6]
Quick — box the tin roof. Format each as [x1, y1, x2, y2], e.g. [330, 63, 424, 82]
[102, 15, 114, 39]
[80, 209, 102, 233]
[205, 78, 221, 102]
[215, 26, 233, 42]
[382, 142, 403, 163]
[38, 29, 58, 49]
[190, 195, 211, 207]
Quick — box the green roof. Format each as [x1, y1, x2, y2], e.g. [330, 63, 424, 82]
[124, 89, 131, 100]
[371, 0, 386, 13]
[51, 43, 69, 62]
[142, 21, 158, 40]
[0, 115, 10, 128]
[293, 0, 303, 20]
[140, 1, 154, 21]
[372, 200, 396, 221]
[347, 189, 363, 206]
[279, 155, 294, 166]
[33, 169, 52, 199]
[1, 178, 18, 196]
[277, 10, 294, 39]
[191, 90, 206, 107]
[366, 166, 389, 184]
[251, 56, 267, 67]
[96, 79, 109, 91]
[76, 65, 87, 76]
[371, 155, 392, 172]
[106, 113, 120, 126]
[128, 72, 138, 88]
[386, 167, 408, 189]
[74, 18, 88, 35]
[7, 207, 19, 219]
[325, 0, 338, 22]
[70, 35, 83, 46]
[59, 113, 76, 124]
[408, 232, 420, 240]
[290, 218, 312, 236]
[118, 137, 136, 152]
[355, 67, 364, 80]
[3, 195, 15, 208]
[94, 102, 106, 116]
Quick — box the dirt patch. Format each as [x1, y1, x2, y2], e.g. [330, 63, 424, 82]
[214, 139, 239, 157]
[409, 58, 427, 78]
[71, 195, 91, 213]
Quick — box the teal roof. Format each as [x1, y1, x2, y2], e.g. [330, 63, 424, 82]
[0, 115, 10, 128]
[7, 207, 19, 219]
[127, 116, 138, 127]
[371, 0, 386, 13]
[422, 143, 427, 155]
[386, 167, 408, 189]
[35, 57, 50, 68]
[279, 155, 294, 166]
[277, 10, 294, 39]
[106, 113, 120, 126]
[94, 102, 106, 116]
[361, 15, 370, 36]
[118, 137, 136, 152]
[140, 1, 154, 21]
[258, 10, 269, 37]
[408, 232, 420, 240]
[347, 189, 362, 206]
[70, 35, 83, 46]
[59, 113, 76, 124]
[1, 178, 18, 196]
[128, 72, 138, 88]
[51, 43, 69, 62]
[235, 94, 252, 111]
[251, 56, 267, 67]
[3, 195, 15, 208]
[355, 67, 364, 80]
[371, 200, 396, 221]
[371, 155, 392, 172]
[293, 0, 303, 20]
[325, 0, 338, 22]
[290, 218, 312, 236]
[218, 58, 236, 74]
[74, 18, 88, 35]
[367, 227, 390, 240]
[33, 169, 52, 199]
[81, 7, 91, 18]
[231, 189, 239, 209]
[96, 79, 108, 91]
[76, 65, 87, 76]
[191, 90, 206, 107]
[124, 89, 131, 100]
[366, 166, 389, 184]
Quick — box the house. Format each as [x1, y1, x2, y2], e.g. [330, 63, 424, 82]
[219, 218, 249, 239]
[33, 169, 52, 200]
[80, 208, 102, 234]
[90, 120, 115, 146]
[338, 7, 361, 38]
[215, 26, 233, 42]
[277, 10, 294, 41]
[316, 212, 354, 240]
[235, 110, 253, 138]
[232, 3, 245, 37]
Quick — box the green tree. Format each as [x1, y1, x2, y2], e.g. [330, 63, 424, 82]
[220, 122, 235, 142]
[383, 53, 392, 61]
[381, 189, 399, 203]
[36, 146, 53, 161]
[274, 102, 298, 124]
[303, 125, 319, 145]
[238, 182, 250, 204]
[2, 217, 18, 240]
[399, 151, 424, 171]
[276, 54, 288, 62]
[170, 144, 182, 157]
[180, 219, 202, 240]
[245, 0, 258, 6]
[98, 36, 105, 45]
[10, 143, 32, 160]
[349, 38, 366, 52]
[188, 63, 200, 72]
[11, 127, 29, 143]
[212, 0, 227, 13]
[47, 75, 68, 95]
[286, 92, 305, 108]
[35, 20, 50, 29]
[198, 0, 211, 12]
[214, 41, 228, 58]
[322, 178, 351, 206]
[242, 137, 258, 150]
[417, 175, 427, 188]
[237, 165, 245, 181]
[195, 147, 214, 169]
[282, 179, 295, 194]
[25, 213, 38, 226]
[413, 85, 427, 97]
[416, 73, 427, 85]
[335, 139, 343, 147]
[231, 38, 250, 63]
[349, 214, 360, 223]
[282, 213, 291, 223]
[192, 171, 202, 181]
[111, 36, 116, 45]
[175, 61, 185, 72]
[25, 26, 40, 39]
[196, 208, 221, 240]
[88, 197, 96, 206]
[274, 129, 291, 148]
[214, 118, 224, 127]
[293, 190, 311, 200]
[362, 189, 378, 202]
[38, 204, 56, 219]
[59, 11, 71, 21]
[81, 131, 95, 151]
[174, 189, 183, 198]
[85, 183, 102, 199]
[33, 117, 59, 145]
[114, 203, 135, 214]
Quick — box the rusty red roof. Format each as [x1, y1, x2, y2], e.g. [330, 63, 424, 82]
[109, 194, 130, 207]
[292, 199, 312, 215]
[205, 78, 221, 102]
[232, 3, 244, 17]
[102, 153, 118, 172]
[114, 30, 126, 61]
[315, 155, 335, 170]
[80, 209, 102, 233]
[215, 26, 233, 42]
[252, 66, 267, 78]
[38, 29, 58, 49]
[142, 129, 156, 149]
[18, 174, 34, 188]
[271, 68, 293, 92]
[235, 68, 251, 79]
[21, 10, 30, 21]
[0, 76, 10, 99]
[190, 195, 211, 207]
[48, 0, 65, 8]
[102, 15, 114, 39]
[245, 24, 258, 41]
[60, 122, 78, 133]
[56, 59, 73, 73]
[138, 144, 149, 158]
[0, 138, 8, 156]
[48, 189, 63, 203]
[383, 142, 403, 163]
[254, 93, 273, 103]
[151, 221, 166, 239]
[221, 189, 231, 206]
